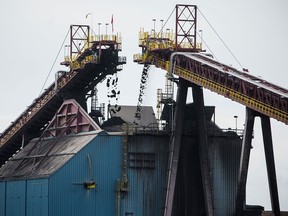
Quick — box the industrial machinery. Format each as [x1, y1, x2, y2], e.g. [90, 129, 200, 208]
[0, 25, 126, 165]
[134, 4, 287, 216]
[0, 4, 287, 216]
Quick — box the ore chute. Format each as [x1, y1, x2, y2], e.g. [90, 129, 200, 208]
[134, 64, 150, 122]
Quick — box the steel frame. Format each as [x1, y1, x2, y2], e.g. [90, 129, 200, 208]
[192, 83, 214, 216]
[70, 25, 90, 58]
[164, 78, 188, 216]
[14, 99, 100, 172]
[235, 108, 255, 214]
[236, 108, 280, 216]
[175, 4, 197, 51]
[164, 79, 214, 216]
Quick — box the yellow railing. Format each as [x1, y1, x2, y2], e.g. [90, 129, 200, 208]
[139, 28, 175, 40]
[133, 53, 142, 62]
[90, 33, 122, 44]
[138, 28, 175, 49]
[64, 33, 122, 70]
[180, 42, 202, 50]
[137, 29, 203, 51]
[133, 52, 150, 63]
[176, 66, 287, 123]
[90, 34, 118, 42]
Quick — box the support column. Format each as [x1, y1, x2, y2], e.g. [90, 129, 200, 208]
[192, 84, 214, 216]
[164, 78, 189, 216]
[261, 115, 281, 215]
[236, 107, 255, 215]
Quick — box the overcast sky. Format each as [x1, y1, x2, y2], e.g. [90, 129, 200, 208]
[0, 0, 287, 211]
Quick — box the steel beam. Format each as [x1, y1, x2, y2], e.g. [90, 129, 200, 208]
[236, 109, 281, 215]
[175, 4, 197, 51]
[261, 115, 281, 215]
[164, 78, 188, 216]
[70, 25, 90, 58]
[192, 83, 214, 216]
[236, 107, 255, 215]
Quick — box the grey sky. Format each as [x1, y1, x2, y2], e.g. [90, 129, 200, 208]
[0, 0, 287, 211]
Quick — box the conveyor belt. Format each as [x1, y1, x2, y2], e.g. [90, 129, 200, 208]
[183, 52, 288, 98]
[0, 32, 125, 165]
[146, 52, 288, 125]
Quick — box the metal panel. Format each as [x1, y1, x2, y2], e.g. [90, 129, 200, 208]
[121, 135, 169, 216]
[0, 182, 5, 216]
[49, 133, 122, 216]
[6, 180, 26, 216]
[26, 179, 48, 216]
[210, 136, 242, 216]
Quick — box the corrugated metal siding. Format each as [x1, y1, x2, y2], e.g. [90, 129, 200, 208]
[49, 134, 122, 216]
[0, 182, 5, 216]
[210, 137, 242, 216]
[26, 179, 48, 216]
[121, 135, 169, 216]
[6, 180, 26, 216]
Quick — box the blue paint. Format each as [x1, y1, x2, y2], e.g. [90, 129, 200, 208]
[49, 134, 122, 216]
[6, 181, 26, 216]
[0, 133, 170, 216]
[0, 182, 5, 216]
[26, 179, 48, 216]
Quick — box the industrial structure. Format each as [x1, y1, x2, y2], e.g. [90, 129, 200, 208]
[0, 4, 287, 216]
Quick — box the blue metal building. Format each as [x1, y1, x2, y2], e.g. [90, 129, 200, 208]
[0, 100, 243, 216]
[0, 131, 118, 216]
[0, 100, 170, 216]
[0, 132, 171, 216]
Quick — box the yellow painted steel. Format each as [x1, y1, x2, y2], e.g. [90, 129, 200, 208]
[66, 33, 122, 70]
[137, 29, 202, 54]
[147, 54, 288, 125]
[121, 123, 129, 192]
[135, 27, 288, 124]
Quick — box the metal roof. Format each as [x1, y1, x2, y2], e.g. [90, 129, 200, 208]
[0, 131, 99, 181]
